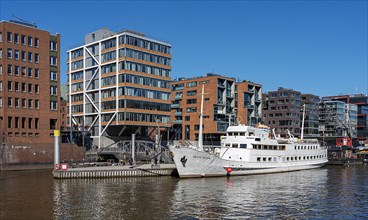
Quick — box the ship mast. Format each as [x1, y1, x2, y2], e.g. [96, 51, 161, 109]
[198, 84, 204, 151]
[301, 104, 305, 141]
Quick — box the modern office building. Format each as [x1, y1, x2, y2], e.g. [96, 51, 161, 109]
[319, 101, 358, 146]
[300, 94, 320, 138]
[263, 87, 301, 137]
[322, 94, 366, 145]
[171, 73, 236, 144]
[0, 20, 61, 144]
[236, 81, 262, 126]
[67, 28, 172, 148]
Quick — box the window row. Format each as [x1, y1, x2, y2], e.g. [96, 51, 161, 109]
[3, 97, 40, 109]
[122, 87, 170, 100]
[1, 81, 39, 94]
[5, 32, 39, 47]
[4, 65, 40, 78]
[121, 35, 171, 54]
[121, 74, 170, 89]
[116, 112, 170, 123]
[256, 154, 326, 162]
[6, 132, 40, 138]
[6, 116, 39, 129]
[2, 49, 39, 63]
[121, 49, 171, 66]
[122, 61, 170, 77]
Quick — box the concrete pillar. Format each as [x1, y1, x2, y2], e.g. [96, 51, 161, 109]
[54, 130, 60, 169]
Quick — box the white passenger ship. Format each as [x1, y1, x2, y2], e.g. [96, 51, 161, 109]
[169, 85, 328, 178]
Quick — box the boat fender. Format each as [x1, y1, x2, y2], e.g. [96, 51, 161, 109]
[226, 167, 232, 173]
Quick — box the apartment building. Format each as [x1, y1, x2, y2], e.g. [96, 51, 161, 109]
[67, 28, 172, 147]
[263, 87, 301, 137]
[0, 20, 60, 145]
[171, 74, 262, 144]
[236, 81, 262, 126]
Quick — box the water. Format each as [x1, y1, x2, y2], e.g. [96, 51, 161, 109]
[1, 165, 367, 219]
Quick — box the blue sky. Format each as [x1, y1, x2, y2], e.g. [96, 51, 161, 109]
[1, 0, 367, 97]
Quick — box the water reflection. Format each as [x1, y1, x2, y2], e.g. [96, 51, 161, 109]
[1, 166, 367, 219]
[52, 177, 178, 219]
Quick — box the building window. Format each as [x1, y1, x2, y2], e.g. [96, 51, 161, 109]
[22, 83, 26, 93]
[14, 33, 19, 44]
[0, 97, 2, 108]
[0, 81, 2, 91]
[8, 97, 12, 107]
[21, 35, 26, 45]
[50, 101, 57, 110]
[28, 68, 33, 78]
[186, 90, 197, 96]
[7, 64, 12, 75]
[0, 65, 2, 75]
[15, 82, 19, 92]
[0, 32, 2, 42]
[35, 100, 39, 109]
[35, 84, 39, 94]
[15, 98, 19, 108]
[7, 48, 12, 59]
[50, 71, 57, 81]
[14, 50, 19, 60]
[28, 36, 32, 46]
[28, 52, 32, 62]
[35, 38, 39, 47]
[21, 67, 26, 77]
[35, 53, 39, 63]
[50, 86, 57, 95]
[35, 69, 39, 78]
[50, 56, 57, 66]
[8, 81, 12, 91]
[187, 81, 197, 88]
[0, 49, 2, 59]
[28, 83, 33, 93]
[185, 116, 190, 121]
[28, 118, 33, 129]
[50, 119, 57, 129]
[22, 99, 26, 108]
[28, 99, 33, 109]
[35, 118, 39, 129]
[50, 41, 57, 51]
[7, 32, 12, 42]
[21, 51, 26, 61]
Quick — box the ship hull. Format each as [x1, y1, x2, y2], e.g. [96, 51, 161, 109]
[169, 146, 327, 178]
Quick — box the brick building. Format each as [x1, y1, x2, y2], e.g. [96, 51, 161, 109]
[170, 73, 262, 144]
[0, 20, 60, 144]
[0, 20, 82, 169]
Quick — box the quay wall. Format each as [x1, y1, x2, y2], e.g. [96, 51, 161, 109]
[0, 143, 85, 171]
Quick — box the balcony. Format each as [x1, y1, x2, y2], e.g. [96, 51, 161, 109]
[173, 120, 182, 124]
[174, 111, 182, 116]
[171, 103, 180, 109]
[174, 95, 183, 100]
[217, 99, 226, 105]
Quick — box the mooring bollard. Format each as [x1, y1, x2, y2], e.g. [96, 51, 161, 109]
[54, 130, 60, 169]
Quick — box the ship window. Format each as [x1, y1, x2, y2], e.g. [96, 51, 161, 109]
[282, 157, 285, 161]
[257, 157, 261, 162]
[295, 157, 297, 160]
[225, 143, 231, 148]
[273, 146, 277, 150]
[268, 157, 272, 161]
[303, 156, 306, 160]
[280, 145, 286, 150]
[273, 157, 277, 162]
[299, 157, 301, 160]
[263, 157, 266, 161]
[240, 144, 247, 148]
[294, 146, 296, 150]
[264, 145, 268, 150]
[240, 132, 245, 136]
[232, 144, 238, 148]
[287, 157, 289, 161]
[291, 157, 293, 161]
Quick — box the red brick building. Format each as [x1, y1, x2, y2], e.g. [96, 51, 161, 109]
[0, 20, 83, 169]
